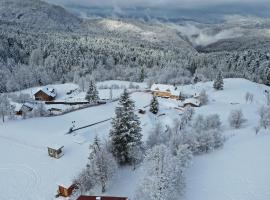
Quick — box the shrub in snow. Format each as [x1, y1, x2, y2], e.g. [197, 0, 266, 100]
[199, 89, 208, 105]
[109, 89, 142, 165]
[245, 92, 254, 103]
[188, 114, 224, 154]
[85, 79, 99, 103]
[135, 144, 191, 200]
[73, 167, 94, 195]
[149, 95, 159, 114]
[258, 106, 270, 129]
[213, 71, 224, 90]
[74, 136, 117, 194]
[180, 106, 195, 129]
[147, 122, 167, 148]
[205, 114, 221, 130]
[129, 82, 139, 89]
[228, 109, 247, 129]
[31, 103, 48, 117]
[128, 144, 144, 170]
[0, 94, 15, 122]
[264, 90, 270, 105]
[87, 136, 117, 193]
[254, 126, 261, 135]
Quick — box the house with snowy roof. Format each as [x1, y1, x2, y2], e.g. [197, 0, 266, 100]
[151, 84, 180, 99]
[13, 102, 35, 115]
[34, 87, 56, 101]
[183, 98, 201, 107]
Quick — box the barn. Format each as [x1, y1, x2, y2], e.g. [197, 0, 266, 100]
[34, 87, 56, 101]
[77, 196, 128, 200]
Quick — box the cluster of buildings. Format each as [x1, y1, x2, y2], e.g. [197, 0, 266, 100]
[13, 87, 57, 116]
[150, 83, 201, 107]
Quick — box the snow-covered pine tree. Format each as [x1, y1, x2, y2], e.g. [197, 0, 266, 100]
[139, 66, 146, 82]
[109, 89, 142, 165]
[85, 79, 99, 103]
[149, 95, 159, 114]
[213, 71, 224, 90]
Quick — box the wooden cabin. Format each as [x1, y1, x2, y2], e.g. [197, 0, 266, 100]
[57, 184, 77, 197]
[47, 145, 64, 159]
[34, 87, 56, 101]
[77, 196, 128, 200]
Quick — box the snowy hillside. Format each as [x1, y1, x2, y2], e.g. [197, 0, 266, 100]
[0, 0, 81, 30]
[0, 78, 270, 199]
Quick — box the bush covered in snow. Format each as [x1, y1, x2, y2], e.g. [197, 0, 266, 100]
[135, 144, 192, 200]
[228, 109, 247, 129]
[258, 106, 270, 129]
[199, 89, 209, 105]
[73, 136, 117, 194]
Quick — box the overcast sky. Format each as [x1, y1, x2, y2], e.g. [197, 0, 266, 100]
[46, 0, 268, 9]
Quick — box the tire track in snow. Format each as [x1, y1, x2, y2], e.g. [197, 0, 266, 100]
[0, 135, 44, 151]
[0, 164, 41, 200]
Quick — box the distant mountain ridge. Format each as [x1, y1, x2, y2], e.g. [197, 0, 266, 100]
[0, 0, 81, 31]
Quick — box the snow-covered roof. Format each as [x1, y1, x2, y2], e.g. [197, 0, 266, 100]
[183, 98, 201, 107]
[151, 84, 177, 93]
[23, 102, 35, 109]
[34, 87, 56, 97]
[48, 144, 64, 150]
[12, 103, 23, 112]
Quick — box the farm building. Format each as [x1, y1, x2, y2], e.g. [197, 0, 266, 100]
[34, 87, 56, 101]
[183, 98, 201, 107]
[77, 196, 128, 200]
[47, 145, 64, 159]
[13, 103, 34, 115]
[151, 84, 179, 99]
[150, 83, 196, 100]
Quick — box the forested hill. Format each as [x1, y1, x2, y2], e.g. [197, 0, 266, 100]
[0, 0, 81, 31]
[0, 0, 269, 93]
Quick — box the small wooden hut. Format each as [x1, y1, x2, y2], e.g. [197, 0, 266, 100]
[47, 145, 64, 159]
[57, 183, 77, 197]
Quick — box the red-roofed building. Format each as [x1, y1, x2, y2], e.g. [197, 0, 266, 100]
[77, 196, 128, 200]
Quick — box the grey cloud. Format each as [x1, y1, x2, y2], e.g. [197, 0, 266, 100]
[46, 0, 269, 9]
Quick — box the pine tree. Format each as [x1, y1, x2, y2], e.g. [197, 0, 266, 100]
[139, 67, 146, 82]
[149, 95, 159, 114]
[213, 71, 224, 90]
[85, 80, 99, 103]
[109, 89, 142, 165]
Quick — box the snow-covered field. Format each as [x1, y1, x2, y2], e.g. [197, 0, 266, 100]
[0, 78, 270, 200]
